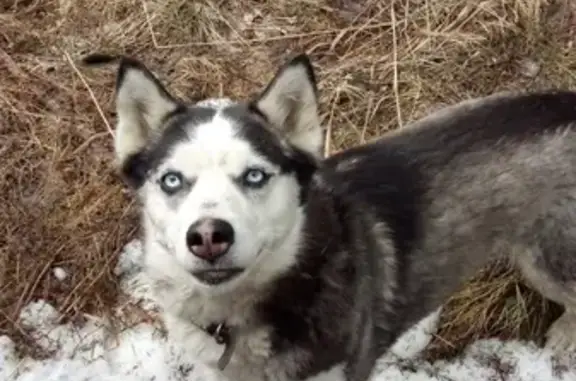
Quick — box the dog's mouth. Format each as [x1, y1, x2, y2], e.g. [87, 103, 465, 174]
[191, 268, 244, 285]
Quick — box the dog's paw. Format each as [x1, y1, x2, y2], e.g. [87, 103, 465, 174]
[163, 314, 226, 366]
[545, 311, 576, 353]
[245, 328, 273, 359]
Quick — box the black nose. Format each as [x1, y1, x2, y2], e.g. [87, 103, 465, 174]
[186, 218, 235, 262]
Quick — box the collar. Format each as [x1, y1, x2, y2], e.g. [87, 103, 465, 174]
[204, 322, 237, 370]
[205, 322, 231, 345]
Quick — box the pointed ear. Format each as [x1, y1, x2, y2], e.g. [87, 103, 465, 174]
[113, 57, 180, 166]
[253, 54, 323, 158]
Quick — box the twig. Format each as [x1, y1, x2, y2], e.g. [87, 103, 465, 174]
[12, 260, 54, 321]
[62, 50, 114, 137]
[72, 132, 109, 156]
[431, 332, 457, 348]
[390, 4, 403, 129]
[140, 0, 160, 48]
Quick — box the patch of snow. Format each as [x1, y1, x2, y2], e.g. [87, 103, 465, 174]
[52, 267, 68, 281]
[375, 339, 576, 381]
[0, 323, 211, 381]
[2, 238, 576, 381]
[18, 301, 60, 331]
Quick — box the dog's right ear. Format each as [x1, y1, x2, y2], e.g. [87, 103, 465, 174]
[112, 58, 180, 168]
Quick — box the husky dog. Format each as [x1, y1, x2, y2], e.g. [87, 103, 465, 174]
[88, 52, 576, 381]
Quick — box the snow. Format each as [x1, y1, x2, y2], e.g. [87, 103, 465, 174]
[2, 239, 575, 381]
[52, 268, 68, 282]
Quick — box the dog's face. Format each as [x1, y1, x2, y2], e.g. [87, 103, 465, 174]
[111, 55, 323, 292]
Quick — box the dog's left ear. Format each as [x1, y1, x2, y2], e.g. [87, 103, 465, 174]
[253, 54, 323, 158]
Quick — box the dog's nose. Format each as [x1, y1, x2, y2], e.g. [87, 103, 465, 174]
[186, 218, 235, 261]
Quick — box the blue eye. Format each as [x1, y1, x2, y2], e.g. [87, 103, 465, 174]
[160, 172, 183, 193]
[242, 168, 270, 187]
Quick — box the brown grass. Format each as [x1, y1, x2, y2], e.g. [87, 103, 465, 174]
[1, 0, 576, 360]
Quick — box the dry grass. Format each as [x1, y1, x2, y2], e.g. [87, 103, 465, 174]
[1, 0, 576, 360]
[425, 260, 564, 359]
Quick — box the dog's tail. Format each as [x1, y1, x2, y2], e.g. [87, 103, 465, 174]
[80, 53, 122, 67]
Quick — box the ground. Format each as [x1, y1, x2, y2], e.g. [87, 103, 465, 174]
[1, 0, 576, 377]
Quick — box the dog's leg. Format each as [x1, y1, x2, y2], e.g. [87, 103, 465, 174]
[517, 252, 576, 352]
[515, 206, 576, 353]
[163, 313, 228, 367]
[545, 308, 576, 352]
[517, 251, 576, 352]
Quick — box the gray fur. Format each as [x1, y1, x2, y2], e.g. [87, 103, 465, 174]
[328, 90, 576, 380]
[101, 53, 576, 381]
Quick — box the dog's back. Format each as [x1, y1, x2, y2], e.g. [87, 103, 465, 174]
[321, 91, 576, 380]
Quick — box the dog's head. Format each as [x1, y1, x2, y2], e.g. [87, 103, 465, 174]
[110, 55, 322, 292]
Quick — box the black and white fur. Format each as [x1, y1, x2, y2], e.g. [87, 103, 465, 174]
[95, 53, 576, 381]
